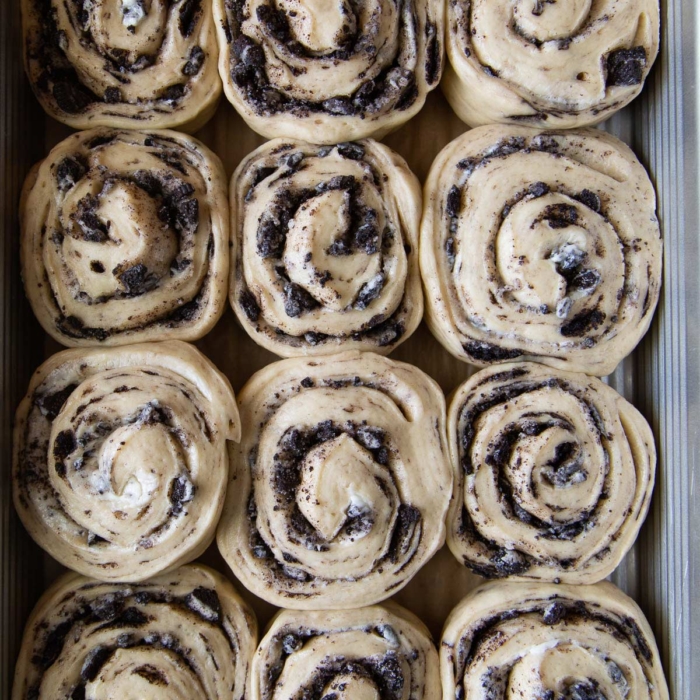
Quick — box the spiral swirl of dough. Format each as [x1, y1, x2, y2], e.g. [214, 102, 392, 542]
[441, 581, 669, 700]
[250, 603, 440, 700]
[12, 564, 256, 700]
[231, 139, 423, 357]
[443, 0, 659, 129]
[420, 125, 661, 376]
[446, 362, 655, 583]
[13, 341, 239, 582]
[22, 0, 222, 131]
[217, 351, 452, 609]
[213, 0, 443, 142]
[22, 129, 229, 347]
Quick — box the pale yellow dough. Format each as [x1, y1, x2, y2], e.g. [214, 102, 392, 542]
[213, 0, 444, 143]
[21, 129, 229, 347]
[230, 138, 423, 357]
[12, 564, 257, 700]
[446, 362, 656, 583]
[420, 125, 662, 376]
[443, 0, 660, 129]
[22, 0, 222, 131]
[441, 581, 669, 700]
[13, 341, 239, 582]
[217, 351, 452, 609]
[251, 603, 441, 700]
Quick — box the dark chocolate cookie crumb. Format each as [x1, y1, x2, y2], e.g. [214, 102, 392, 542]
[575, 189, 601, 212]
[185, 587, 222, 623]
[179, 0, 202, 37]
[543, 203, 579, 229]
[336, 143, 365, 160]
[606, 46, 647, 87]
[56, 156, 88, 192]
[463, 342, 523, 363]
[560, 309, 605, 337]
[284, 282, 318, 317]
[240, 289, 261, 322]
[36, 384, 78, 420]
[52, 80, 94, 114]
[446, 186, 461, 218]
[103, 87, 122, 104]
[183, 46, 206, 76]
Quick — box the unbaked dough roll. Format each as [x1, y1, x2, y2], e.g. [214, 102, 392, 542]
[212, 0, 443, 142]
[250, 603, 440, 700]
[443, 0, 659, 129]
[441, 581, 669, 700]
[217, 351, 452, 609]
[447, 362, 655, 583]
[12, 564, 256, 700]
[22, 128, 229, 347]
[13, 341, 239, 582]
[22, 0, 222, 131]
[230, 139, 423, 357]
[420, 125, 662, 376]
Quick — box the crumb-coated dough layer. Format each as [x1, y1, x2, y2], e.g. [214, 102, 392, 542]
[12, 564, 256, 700]
[22, 129, 229, 347]
[22, 0, 222, 131]
[420, 125, 661, 376]
[213, 0, 443, 143]
[441, 580, 669, 700]
[446, 362, 655, 583]
[250, 602, 440, 700]
[13, 341, 239, 582]
[217, 351, 452, 609]
[230, 139, 423, 357]
[443, 0, 659, 129]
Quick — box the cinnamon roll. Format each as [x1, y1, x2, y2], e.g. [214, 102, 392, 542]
[13, 341, 239, 582]
[250, 603, 440, 700]
[230, 139, 423, 357]
[441, 581, 669, 700]
[420, 125, 662, 376]
[22, 0, 222, 131]
[212, 0, 444, 143]
[21, 128, 229, 347]
[216, 351, 452, 609]
[446, 362, 655, 583]
[12, 564, 257, 700]
[443, 0, 659, 129]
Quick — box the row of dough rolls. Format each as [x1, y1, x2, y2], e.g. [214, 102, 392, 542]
[22, 0, 444, 142]
[12, 563, 669, 700]
[23, 0, 659, 138]
[14, 343, 655, 596]
[21, 124, 661, 377]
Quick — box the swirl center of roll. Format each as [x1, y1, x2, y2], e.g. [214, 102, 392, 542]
[89, 0, 169, 64]
[466, 384, 609, 558]
[513, 0, 591, 43]
[297, 433, 389, 540]
[504, 636, 625, 699]
[86, 647, 207, 699]
[491, 189, 623, 324]
[47, 370, 202, 547]
[275, 0, 357, 54]
[283, 188, 383, 310]
[61, 178, 179, 299]
[322, 674, 381, 700]
[272, 628, 409, 698]
[251, 387, 418, 577]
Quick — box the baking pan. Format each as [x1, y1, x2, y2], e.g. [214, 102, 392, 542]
[1, 0, 697, 696]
